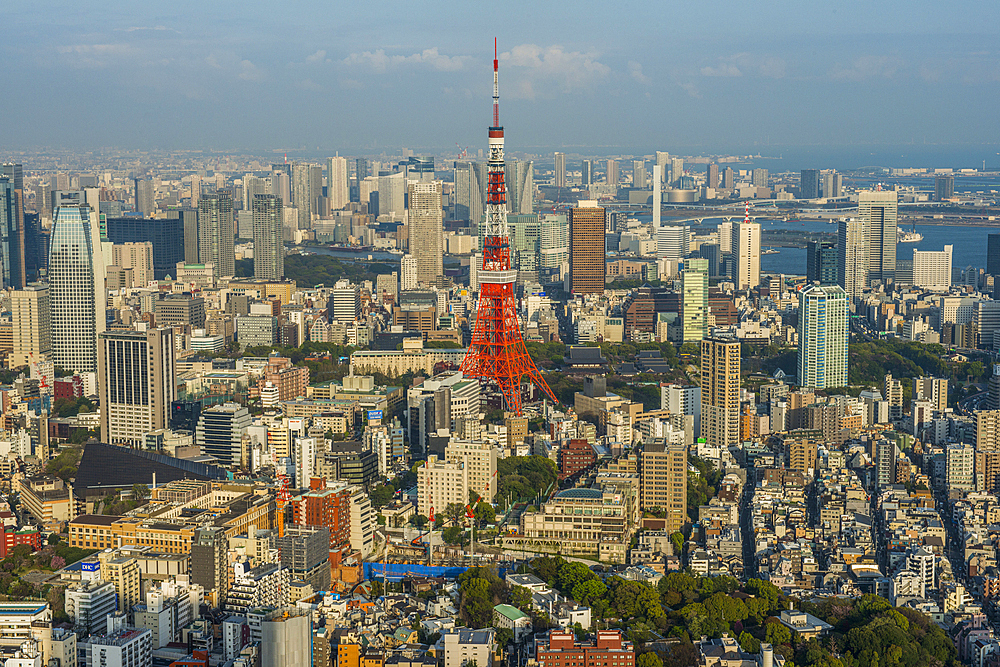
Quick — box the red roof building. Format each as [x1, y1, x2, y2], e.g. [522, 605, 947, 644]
[558, 439, 596, 480]
[537, 630, 634, 667]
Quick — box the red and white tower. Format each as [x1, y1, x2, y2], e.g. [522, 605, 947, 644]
[460, 40, 557, 415]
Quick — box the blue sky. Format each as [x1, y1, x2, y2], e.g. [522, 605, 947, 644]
[3, 0, 999, 155]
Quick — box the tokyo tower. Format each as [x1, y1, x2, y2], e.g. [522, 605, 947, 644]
[459, 39, 557, 415]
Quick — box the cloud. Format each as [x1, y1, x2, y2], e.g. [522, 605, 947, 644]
[305, 50, 327, 64]
[499, 44, 610, 98]
[342, 47, 469, 72]
[679, 81, 702, 99]
[118, 25, 179, 33]
[297, 78, 322, 91]
[628, 61, 651, 84]
[238, 59, 263, 81]
[830, 55, 903, 81]
[700, 53, 786, 79]
[56, 43, 134, 68]
[701, 63, 742, 77]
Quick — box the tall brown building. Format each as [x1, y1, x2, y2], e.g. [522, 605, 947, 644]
[569, 202, 605, 295]
[700, 336, 741, 449]
[640, 439, 688, 533]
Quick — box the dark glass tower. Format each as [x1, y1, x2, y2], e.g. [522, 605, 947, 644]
[106, 217, 184, 279]
[806, 241, 838, 285]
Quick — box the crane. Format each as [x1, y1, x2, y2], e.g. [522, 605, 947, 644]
[275, 472, 291, 538]
[28, 353, 49, 392]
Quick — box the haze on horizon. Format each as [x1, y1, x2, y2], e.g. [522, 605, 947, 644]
[3, 0, 999, 157]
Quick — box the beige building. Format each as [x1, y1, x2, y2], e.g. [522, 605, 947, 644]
[10, 283, 51, 369]
[416, 455, 469, 518]
[701, 336, 741, 449]
[111, 242, 154, 286]
[444, 439, 498, 502]
[513, 486, 631, 563]
[19, 475, 77, 529]
[408, 181, 444, 285]
[640, 440, 688, 533]
[99, 553, 142, 614]
[99, 328, 176, 448]
[915, 376, 948, 413]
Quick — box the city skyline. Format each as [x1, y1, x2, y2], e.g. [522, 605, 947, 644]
[3, 2, 1000, 160]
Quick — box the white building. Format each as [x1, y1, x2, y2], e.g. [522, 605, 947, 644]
[796, 284, 849, 390]
[442, 628, 494, 667]
[65, 580, 117, 636]
[401, 254, 418, 292]
[293, 437, 317, 490]
[85, 619, 152, 667]
[225, 562, 289, 614]
[330, 285, 361, 323]
[837, 218, 868, 300]
[349, 488, 375, 558]
[912, 245, 952, 291]
[416, 455, 469, 518]
[0, 603, 52, 664]
[731, 221, 760, 290]
[656, 225, 689, 262]
[661, 384, 701, 438]
[444, 439, 498, 503]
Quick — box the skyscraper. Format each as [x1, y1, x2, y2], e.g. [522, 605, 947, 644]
[291, 163, 321, 229]
[700, 336, 741, 449]
[198, 191, 235, 278]
[640, 440, 688, 533]
[912, 245, 952, 291]
[800, 169, 820, 199]
[505, 160, 534, 214]
[454, 161, 486, 225]
[731, 221, 760, 290]
[935, 174, 955, 201]
[722, 167, 735, 190]
[134, 178, 155, 216]
[657, 224, 689, 261]
[408, 181, 444, 285]
[99, 328, 176, 447]
[253, 194, 284, 280]
[0, 177, 25, 289]
[670, 158, 684, 185]
[796, 284, 849, 390]
[706, 164, 720, 189]
[355, 158, 369, 182]
[400, 254, 418, 291]
[11, 283, 50, 369]
[655, 151, 670, 181]
[860, 189, 898, 284]
[681, 258, 709, 343]
[633, 161, 647, 189]
[196, 403, 251, 468]
[554, 152, 566, 188]
[838, 218, 868, 299]
[581, 160, 592, 187]
[652, 165, 662, 230]
[327, 157, 349, 211]
[569, 201, 605, 294]
[606, 159, 619, 187]
[806, 241, 838, 285]
[988, 234, 1000, 277]
[751, 168, 769, 188]
[49, 204, 105, 374]
[106, 216, 184, 279]
[822, 171, 843, 198]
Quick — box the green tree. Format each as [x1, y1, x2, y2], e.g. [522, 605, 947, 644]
[738, 632, 761, 654]
[638, 653, 663, 667]
[475, 502, 496, 525]
[764, 619, 791, 646]
[444, 502, 466, 527]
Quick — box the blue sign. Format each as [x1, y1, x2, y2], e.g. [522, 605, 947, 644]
[81, 562, 100, 572]
[367, 410, 383, 420]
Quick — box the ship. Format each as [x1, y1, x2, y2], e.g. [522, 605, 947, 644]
[762, 247, 780, 255]
[898, 223, 923, 243]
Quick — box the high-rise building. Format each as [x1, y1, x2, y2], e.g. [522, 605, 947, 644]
[639, 440, 687, 532]
[806, 241, 838, 285]
[355, 158, 369, 182]
[196, 403, 251, 468]
[606, 159, 619, 187]
[751, 168, 769, 188]
[505, 160, 534, 214]
[822, 171, 843, 198]
[327, 157, 349, 211]
[796, 284, 849, 390]
[731, 221, 760, 290]
[860, 189, 898, 284]
[0, 177, 25, 289]
[656, 224, 689, 262]
[554, 152, 566, 188]
[11, 283, 51, 370]
[399, 254, 419, 292]
[912, 245, 952, 291]
[581, 160, 592, 187]
[134, 178, 155, 216]
[454, 161, 486, 225]
[242, 175, 269, 210]
[655, 151, 670, 180]
[800, 169, 820, 199]
[291, 163, 322, 229]
[508, 213, 541, 283]
[49, 204, 105, 374]
[669, 158, 684, 185]
[23, 212, 46, 281]
[935, 174, 955, 201]
[252, 194, 284, 280]
[331, 285, 361, 323]
[569, 202, 605, 294]
[681, 258, 708, 343]
[376, 171, 405, 218]
[106, 216, 184, 279]
[837, 218, 868, 300]
[198, 191, 235, 278]
[915, 376, 948, 413]
[99, 328, 176, 447]
[632, 161, 647, 189]
[706, 164, 720, 189]
[988, 234, 1000, 277]
[722, 167, 735, 190]
[111, 242, 154, 287]
[700, 336, 740, 450]
[408, 181, 444, 285]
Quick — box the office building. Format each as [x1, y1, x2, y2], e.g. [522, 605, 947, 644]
[935, 174, 955, 201]
[752, 168, 769, 188]
[860, 189, 898, 284]
[98, 553, 142, 614]
[800, 169, 820, 199]
[822, 172, 843, 198]
[454, 161, 486, 224]
[670, 158, 684, 185]
[640, 440, 688, 532]
[400, 255, 418, 291]
[66, 580, 118, 635]
[722, 167, 735, 190]
[912, 245, 952, 291]
[134, 178, 155, 216]
[190, 526, 228, 607]
[49, 204, 105, 374]
[661, 383, 701, 438]
[505, 160, 534, 214]
[581, 160, 592, 187]
[731, 221, 760, 290]
[196, 403, 251, 467]
[796, 284, 849, 390]
[706, 164, 719, 189]
[915, 376, 948, 413]
[276, 525, 331, 592]
[806, 241, 838, 285]
[656, 224, 689, 262]
[837, 219, 868, 300]
[632, 161, 646, 189]
[261, 610, 311, 667]
[327, 157, 349, 211]
[242, 174, 269, 210]
[252, 194, 284, 280]
[408, 181, 444, 285]
[99, 328, 176, 448]
[11, 283, 50, 369]
[291, 163, 322, 229]
[700, 336, 741, 450]
[989, 234, 1000, 278]
[0, 177, 25, 289]
[681, 258, 709, 343]
[198, 191, 236, 278]
[154, 294, 206, 329]
[554, 152, 566, 188]
[606, 159, 619, 187]
[106, 216, 184, 279]
[331, 285, 361, 323]
[569, 201, 605, 294]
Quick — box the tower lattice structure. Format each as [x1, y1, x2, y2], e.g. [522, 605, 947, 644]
[459, 40, 557, 415]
